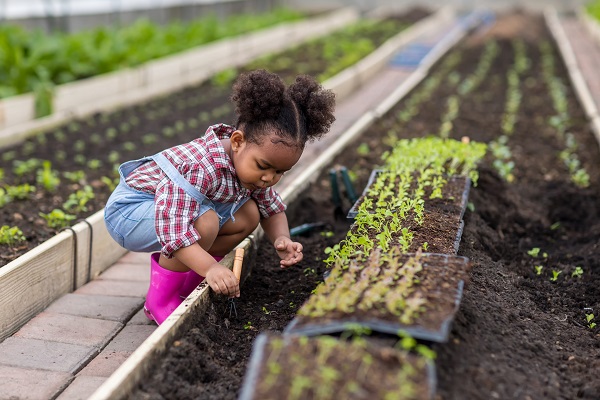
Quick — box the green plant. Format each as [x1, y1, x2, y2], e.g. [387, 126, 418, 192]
[534, 265, 543, 275]
[527, 247, 540, 257]
[4, 184, 35, 200]
[0, 188, 11, 207]
[571, 266, 583, 278]
[39, 209, 76, 229]
[357, 143, 370, 156]
[63, 185, 95, 213]
[586, 313, 597, 329]
[550, 270, 562, 282]
[36, 161, 61, 192]
[243, 321, 254, 330]
[0, 225, 26, 245]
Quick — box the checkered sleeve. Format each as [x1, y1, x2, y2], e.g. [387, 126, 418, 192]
[253, 187, 287, 218]
[154, 179, 203, 258]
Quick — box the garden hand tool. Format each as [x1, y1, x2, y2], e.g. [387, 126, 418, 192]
[339, 166, 358, 204]
[290, 222, 326, 237]
[228, 247, 245, 319]
[329, 168, 346, 220]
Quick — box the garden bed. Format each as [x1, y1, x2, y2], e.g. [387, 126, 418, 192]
[129, 11, 600, 400]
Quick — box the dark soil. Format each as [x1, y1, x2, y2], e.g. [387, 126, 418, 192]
[132, 11, 600, 400]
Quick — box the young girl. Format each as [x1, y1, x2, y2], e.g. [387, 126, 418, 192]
[104, 69, 336, 325]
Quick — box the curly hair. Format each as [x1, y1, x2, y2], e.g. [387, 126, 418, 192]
[230, 69, 336, 148]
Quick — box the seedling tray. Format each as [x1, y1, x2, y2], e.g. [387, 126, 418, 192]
[239, 333, 437, 400]
[347, 169, 471, 220]
[285, 252, 471, 343]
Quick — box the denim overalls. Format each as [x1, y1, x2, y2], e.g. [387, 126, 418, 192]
[104, 153, 249, 253]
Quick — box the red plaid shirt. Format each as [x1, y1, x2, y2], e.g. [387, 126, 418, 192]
[125, 123, 286, 257]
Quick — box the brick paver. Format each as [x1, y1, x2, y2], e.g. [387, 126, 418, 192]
[75, 279, 148, 298]
[56, 376, 107, 400]
[45, 293, 143, 322]
[14, 312, 123, 348]
[0, 365, 72, 400]
[0, 337, 97, 373]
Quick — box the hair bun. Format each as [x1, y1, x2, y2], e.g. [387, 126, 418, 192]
[288, 75, 336, 141]
[230, 69, 286, 123]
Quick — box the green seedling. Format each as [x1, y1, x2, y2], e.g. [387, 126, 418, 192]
[0, 225, 26, 245]
[36, 161, 61, 192]
[243, 321, 254, 330]
[571, 266, 583, 278]
[262, 307, 272, 315]
[534, 265, 543, 275]
[357, 143, 370, 156]
[586, 314, 596, 329]
[550, 222, 561, 230]
[527, 247, 540, 257]
[5, 184, 35, 200]
[0, 188, 11, 207]
[550, 270, 562, 282]
[39, 209, 76, 229]
[320, 231, 334, 238]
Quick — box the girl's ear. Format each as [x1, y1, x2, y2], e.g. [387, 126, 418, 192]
[230, 130, 246, 151]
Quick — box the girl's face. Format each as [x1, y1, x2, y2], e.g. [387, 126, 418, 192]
[229, 130, 302, 191]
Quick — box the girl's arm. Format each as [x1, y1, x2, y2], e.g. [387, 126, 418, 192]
[260, 212, 303, 268]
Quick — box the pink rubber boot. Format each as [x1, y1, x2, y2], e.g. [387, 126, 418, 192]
[178, 256, 223, 298]
[144, 253, 187, 325]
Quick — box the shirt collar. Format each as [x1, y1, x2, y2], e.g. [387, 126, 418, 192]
[203, 123, 235, 170]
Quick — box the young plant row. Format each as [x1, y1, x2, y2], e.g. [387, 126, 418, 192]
[489, 38, 530, 182]
[539, 41, 590, 188]
[439, 40, 499, 138]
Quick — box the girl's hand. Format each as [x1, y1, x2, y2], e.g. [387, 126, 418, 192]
[274, 236, 303, 268]
[205, 263, 240, 298]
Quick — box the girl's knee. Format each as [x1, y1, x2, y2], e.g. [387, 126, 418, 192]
[194, 209, 219, 243]
[241, 199, 260, 228]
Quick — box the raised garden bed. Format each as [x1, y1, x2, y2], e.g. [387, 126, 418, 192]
[126, 11, 600, 400]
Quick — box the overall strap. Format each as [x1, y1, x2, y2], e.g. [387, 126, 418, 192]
[150, 153, 207, 204]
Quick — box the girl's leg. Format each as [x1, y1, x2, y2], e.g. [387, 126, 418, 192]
[208, 199, 260, 256]
[158, 209, 220, 271]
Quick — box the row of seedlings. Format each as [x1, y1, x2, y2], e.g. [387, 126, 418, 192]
[238, 137, 487, 399]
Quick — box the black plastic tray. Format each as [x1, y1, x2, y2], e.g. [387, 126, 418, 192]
[239, 333, 437, 400]
[284, 253, 469, 343]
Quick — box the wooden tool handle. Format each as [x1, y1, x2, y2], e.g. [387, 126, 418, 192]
[233, 248, 244, 281]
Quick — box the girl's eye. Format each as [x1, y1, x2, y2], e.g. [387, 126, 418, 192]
[257, 163, 268, 170]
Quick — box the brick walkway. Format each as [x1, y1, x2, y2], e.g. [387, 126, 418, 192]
[7, 10, 599, 400]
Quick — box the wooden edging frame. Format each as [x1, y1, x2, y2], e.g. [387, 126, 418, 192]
[545, 7, 600, 150]
[88, 7, 484, 400]
[0, 7, 359, 149]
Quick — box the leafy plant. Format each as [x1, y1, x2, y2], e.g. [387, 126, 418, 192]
[586, 313, 597, 329]
[571, 266, 583, 278]
[36, 161, 60, 192]
[63, 185, 95, 213]
[0, 225, 26, 245]
[550, 270, 562, 282]
[527, 247, 540, 257]
[39, 209, 76, 229]
[534, 265, 543, 275]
